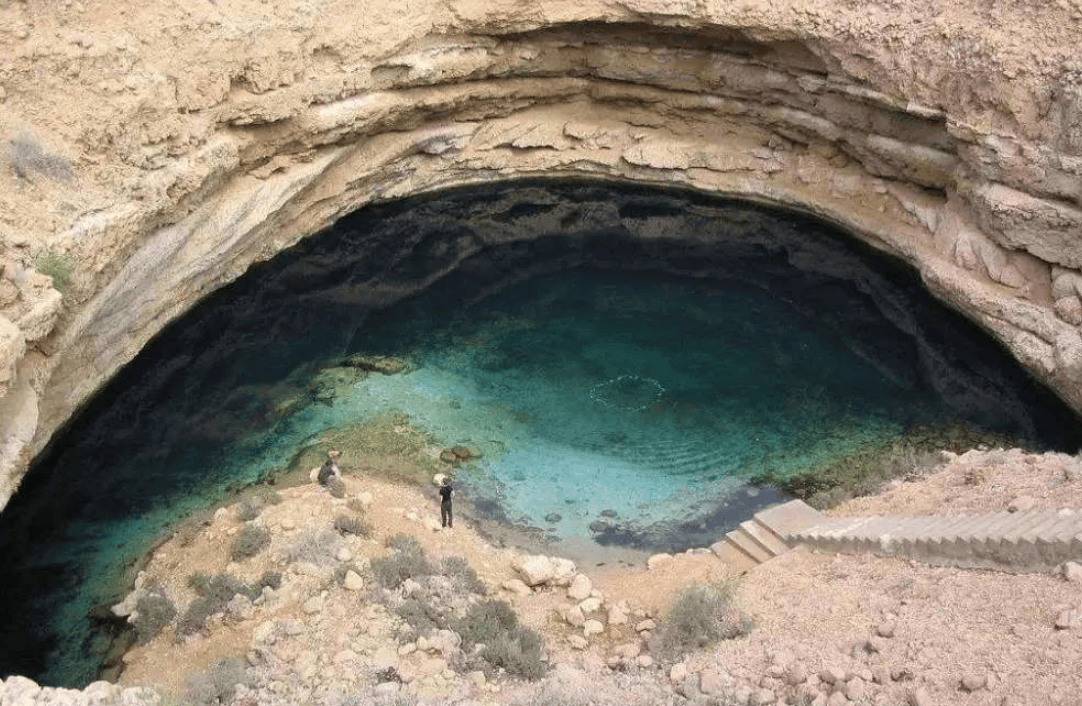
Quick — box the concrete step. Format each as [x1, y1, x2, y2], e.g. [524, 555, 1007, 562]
[753, 500, 824, 536]
[710, 539, 758, 572]
[739, 520, 790, 556]
[777, 507, 1082, 573]
[725, 530, 773, 564]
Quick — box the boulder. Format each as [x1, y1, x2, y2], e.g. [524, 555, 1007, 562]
[568, 574, 592, 601]
[502, 579, 532, 597]
[515, 555, 555, 586]
[583, 619, 604, 637]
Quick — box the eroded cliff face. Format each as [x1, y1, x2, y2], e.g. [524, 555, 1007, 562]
[1, 0, 1082, 508]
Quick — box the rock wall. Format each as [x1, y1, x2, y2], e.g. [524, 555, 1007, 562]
[1, 0, 1082, 508]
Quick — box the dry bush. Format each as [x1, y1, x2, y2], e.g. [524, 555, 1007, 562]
[183, 657, 247, 706]
[649, 581, 752, 662]
[132, 592, 176, 645]
[230, 524, 270, 561]
[282, 528, 342, 567]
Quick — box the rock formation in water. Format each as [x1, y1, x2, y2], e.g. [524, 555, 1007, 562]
[1, 0, 1082, 507]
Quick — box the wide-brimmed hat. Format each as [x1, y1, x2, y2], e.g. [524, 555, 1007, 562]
[328, 449, 342, 458]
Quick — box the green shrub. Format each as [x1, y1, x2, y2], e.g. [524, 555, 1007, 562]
[441, 555, 485, 595]
[483, 627, 547, 681]
[282, 529, 342, 567]
[386, 534, 423, 554]
[370, 538, 435, 589]
[257, 571, 282, 591]
[334, 513, 370, 537]
[394, 596, 443, 637]
[453, 600, 517, 647]
[176, 573, 272, 640]
[454, 600, 546, 680]
[9, 133, 72, 181]
[230, 525, 270, 561]
[183, 657, 247, 706]
[236, 500, 261, 522]
[133, 592, 176, 644]
[33, 250, 74, 294]
[649, 581, 752, 661]
[256, 488, 283, 505]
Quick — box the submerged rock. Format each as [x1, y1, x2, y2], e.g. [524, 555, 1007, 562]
[343, 354, 411, 375]
[439, 446, 481, 465]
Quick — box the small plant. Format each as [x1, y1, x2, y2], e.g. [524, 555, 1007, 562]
[257, 571, 282, 591]
[649, 581, 752, 661]
[386, 534, 423, 554]
[33, 250, 74, 294]
[230, 525, 270, 561]
[454, 600, 546, 680]
[327, 478, 346, 498]
[334, 513, 370, 537]
[132, 592, 176, 644]
[370, 536, 435, 589]
[259, 488, 283, 504]
[282, 529, 342, 567]
[183, 657, 247, 706]
[8, 133, 73, 181]
[236, 500, 261, 522]
[441, 555, 485, 595]
[346, 497, 368, 514]
[394, 596, 443, 637]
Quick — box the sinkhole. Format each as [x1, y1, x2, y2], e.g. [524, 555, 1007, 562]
[1, 179, 1080, 686]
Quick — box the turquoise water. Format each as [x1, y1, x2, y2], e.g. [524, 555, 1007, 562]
[0, 179, 1078, 686]
[347, 270, 935, 548]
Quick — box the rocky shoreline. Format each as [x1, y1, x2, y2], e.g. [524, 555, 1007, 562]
[37, 445, 1068, 706]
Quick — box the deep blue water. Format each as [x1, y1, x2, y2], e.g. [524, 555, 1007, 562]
[0, 180, 1078, 687]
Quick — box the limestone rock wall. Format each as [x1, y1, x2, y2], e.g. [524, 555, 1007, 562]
[1, 0, 1081, 508]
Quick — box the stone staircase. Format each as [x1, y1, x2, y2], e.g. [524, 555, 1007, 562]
[713, 500, 1082, 573]
[710, 500, 824, 572]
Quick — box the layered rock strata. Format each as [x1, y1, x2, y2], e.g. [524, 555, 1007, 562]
[1, 0, 1082, 507]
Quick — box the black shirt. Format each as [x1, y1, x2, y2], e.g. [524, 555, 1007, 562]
[439, 485, 452, 503]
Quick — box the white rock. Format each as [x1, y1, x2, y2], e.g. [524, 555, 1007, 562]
[583, 619, 604, 637]
[636, 619, 657, 632]
[636, 655, 654, 668]
[337, 547, 353, 562]
[424, 517, 442, 532]
[563, 605, 586, 628]
[607, 603, 629, 626]
[647, 553, 673, 570]
[550, 557, 577, 585]
[357, 492, 373, 507]
[670, 663, 688, 684]
[1061, 561, 1082, 582]
[302, 596, 323, 614]
[516, 555, 555, 586]
[569, 635, 589, 650]
[343, 570, 364, 591]
[579, 597, 602, 613]
[502, 578, 532, 596]
[567, 573, 593, 601]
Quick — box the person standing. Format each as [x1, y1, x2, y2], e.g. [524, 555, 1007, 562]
[439, 476, 453, 528]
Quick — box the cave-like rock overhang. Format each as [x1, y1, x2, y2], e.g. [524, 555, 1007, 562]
[3, 12, 1082, 509]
